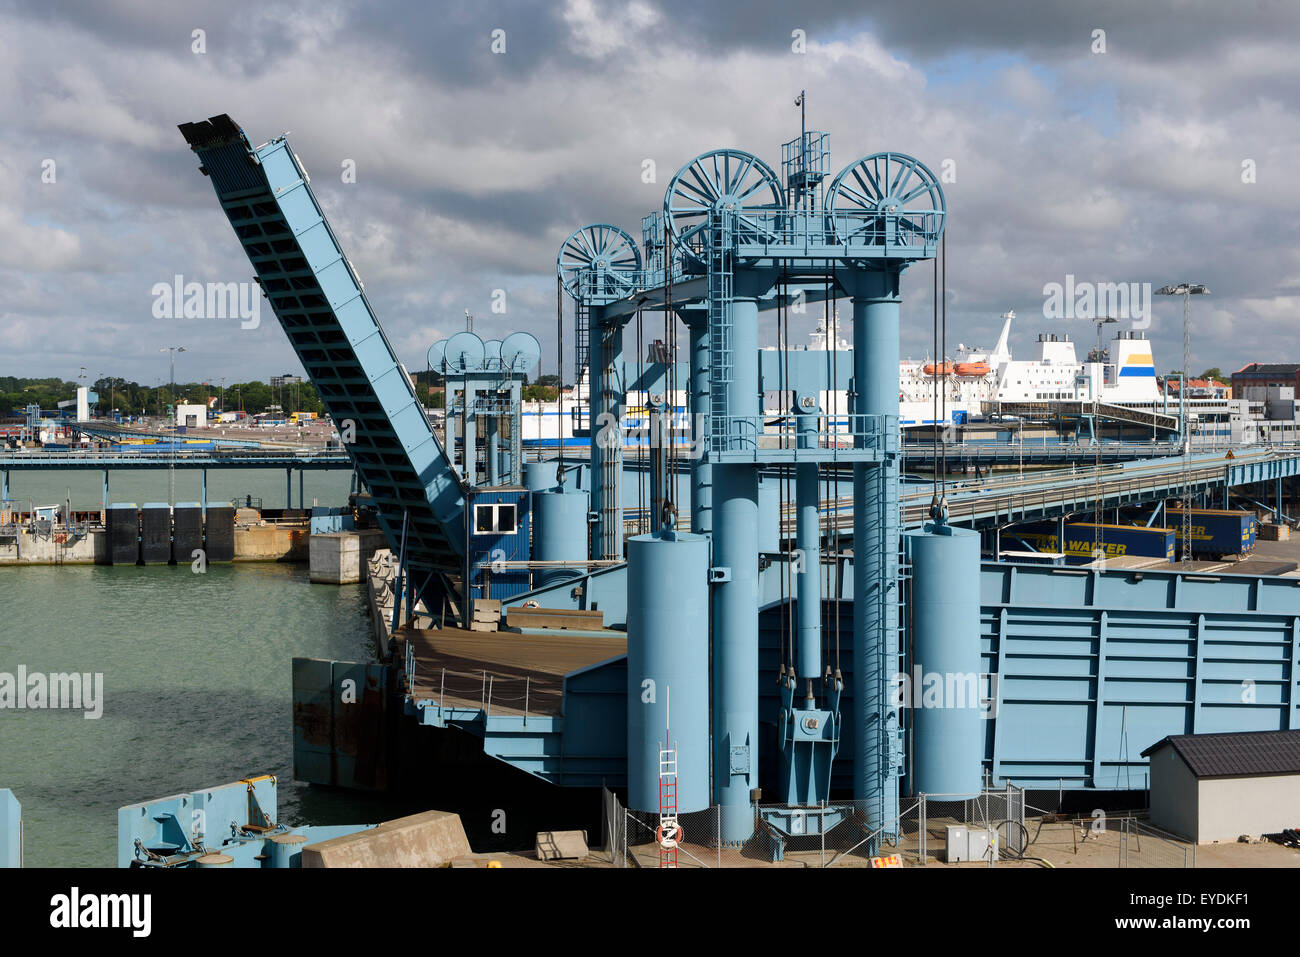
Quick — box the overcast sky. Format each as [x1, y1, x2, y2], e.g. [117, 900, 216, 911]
[3, 0, 1298, 389]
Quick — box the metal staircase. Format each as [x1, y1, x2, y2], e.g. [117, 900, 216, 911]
[707, 211, 734, 451]
[574, 299, 590, 391]
[178, 115, 467, 595]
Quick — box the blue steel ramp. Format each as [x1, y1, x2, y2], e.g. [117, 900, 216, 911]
[178, 114, 465, 582]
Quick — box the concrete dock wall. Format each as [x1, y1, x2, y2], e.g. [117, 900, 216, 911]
[310, 529, 389, 584]
[0, 511, 325, 566]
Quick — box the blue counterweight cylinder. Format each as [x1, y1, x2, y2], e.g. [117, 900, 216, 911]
[905, 523, 983, 798]
[626, 529, 710, 813]
[523, 461, 559, 492]
[532, 485, 590, 588]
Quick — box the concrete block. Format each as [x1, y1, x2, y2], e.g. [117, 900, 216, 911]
[301, 810, 471, 868]
[535, 830, 588, 861]
[470, 599, 502, 632]
[310, 529, 389, 584]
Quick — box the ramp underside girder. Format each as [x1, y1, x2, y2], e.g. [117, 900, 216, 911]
[183, 121, 466, 575]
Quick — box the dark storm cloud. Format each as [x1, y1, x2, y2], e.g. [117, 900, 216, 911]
[1, 0, 1298, 384]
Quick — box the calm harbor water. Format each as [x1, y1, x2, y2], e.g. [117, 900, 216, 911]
[0, 467, 408, 867]
[0, 562, 420, 867]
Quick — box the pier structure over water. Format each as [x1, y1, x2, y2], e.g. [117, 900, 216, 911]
[178, 115, 1300, 864]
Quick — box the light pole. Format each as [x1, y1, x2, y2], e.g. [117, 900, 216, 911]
[160, 345, 185, 506]
[1155, 283, 1210, 567]
[160, 346, 186, 420]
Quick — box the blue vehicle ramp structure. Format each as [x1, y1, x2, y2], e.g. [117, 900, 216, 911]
[178, 114, 466, 612]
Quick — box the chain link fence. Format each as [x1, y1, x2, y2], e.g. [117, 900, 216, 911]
[1118, 817, 1197, 868]
[601, 788, 1194, 868]
[602, 790, 1018, 867]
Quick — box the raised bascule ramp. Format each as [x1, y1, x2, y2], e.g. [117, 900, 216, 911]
[179, 115, 466, 606]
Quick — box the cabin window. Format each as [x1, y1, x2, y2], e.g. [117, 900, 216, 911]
[474, 502, 518, 535]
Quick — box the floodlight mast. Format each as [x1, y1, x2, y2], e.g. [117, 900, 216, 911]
[1155, 283, 1210, 567]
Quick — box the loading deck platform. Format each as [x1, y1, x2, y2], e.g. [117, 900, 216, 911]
[390, 625, 630, 787]
[398, 626, 626, 718]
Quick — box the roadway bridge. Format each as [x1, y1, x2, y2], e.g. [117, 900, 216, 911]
[0, 448, 353, 510]
[624, 446, 1300, 539]
[902, 440, 1182, 470]
[909, 446, 1300, 531]
[0, 449, 350, 469]
[71, 422, 270, 449]
[737, 446, 1300, 539]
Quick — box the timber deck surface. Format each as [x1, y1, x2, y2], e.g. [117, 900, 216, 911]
[398, 626, 626, 717]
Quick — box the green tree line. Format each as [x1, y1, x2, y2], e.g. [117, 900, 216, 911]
[0, 376, 326, 418]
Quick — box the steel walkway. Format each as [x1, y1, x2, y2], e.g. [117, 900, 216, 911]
[72, 422, 268, 448]
[902, 440, 1182, 469]
[179, 115, 466, 585]
[983, 399, 1179, 433]
[0, 449, 351, 469]
[748, 447, 1300, 534]
[910, 447, 1300, 530]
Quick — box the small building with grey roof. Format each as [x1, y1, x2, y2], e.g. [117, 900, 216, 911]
[1141, 729, 1300, 843]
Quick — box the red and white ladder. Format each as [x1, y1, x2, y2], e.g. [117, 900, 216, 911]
[656, 689, 679, 868]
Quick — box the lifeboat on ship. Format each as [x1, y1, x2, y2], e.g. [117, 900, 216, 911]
[922, 361, 955, 376]
[953, 361, 990, 377]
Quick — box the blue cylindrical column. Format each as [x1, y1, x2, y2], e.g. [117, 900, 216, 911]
[684, 315, 712, 535]
[795, 401, 821, 697]
[906, 524, 983, 797]
[523, 460, 559, 492]
[627, 528, 710, 813]
[712, 295, 760, 842]
[533, 485, 590, 589]
[851, 267, 902, 833]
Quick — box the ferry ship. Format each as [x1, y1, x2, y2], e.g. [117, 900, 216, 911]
[520, 310, 1255, 447]
[898, 310, 1162, 425]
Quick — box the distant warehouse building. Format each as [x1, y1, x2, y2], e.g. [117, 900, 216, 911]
[1141, 729, 1300, 843]
[1232, 361, 1300, 395]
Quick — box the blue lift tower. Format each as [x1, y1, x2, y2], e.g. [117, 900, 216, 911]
[562, 128, 946, 845]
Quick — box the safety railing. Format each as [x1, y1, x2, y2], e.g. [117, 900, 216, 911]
[707, 412, 898, 461]
[605, 796, 929, 868]
[675, 209, 945, 260]
[406, 665, 544, 724]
